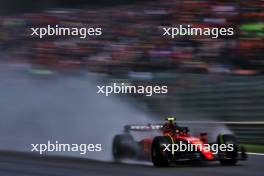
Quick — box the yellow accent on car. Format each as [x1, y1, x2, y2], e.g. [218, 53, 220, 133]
[165, 134, 175, 144]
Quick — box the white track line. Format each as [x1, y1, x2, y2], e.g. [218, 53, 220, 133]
[247, 152, 264, 156]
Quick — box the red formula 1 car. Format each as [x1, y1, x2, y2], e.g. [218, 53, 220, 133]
[112, 117, 247, 167]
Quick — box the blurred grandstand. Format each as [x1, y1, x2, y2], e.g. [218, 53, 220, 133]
[0, 0, 263, 74]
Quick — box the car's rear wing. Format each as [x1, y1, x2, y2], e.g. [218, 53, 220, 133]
[124, 124, 163, 132]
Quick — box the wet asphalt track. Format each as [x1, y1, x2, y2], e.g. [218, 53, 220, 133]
[0, 152, 263, 176]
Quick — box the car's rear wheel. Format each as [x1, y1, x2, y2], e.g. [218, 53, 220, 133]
[112, 134, 136, 161]
[151, 136, 172, 167]
[217, 134, 238, 165]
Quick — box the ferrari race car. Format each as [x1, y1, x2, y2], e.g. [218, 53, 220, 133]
[112, 118, 247, 167]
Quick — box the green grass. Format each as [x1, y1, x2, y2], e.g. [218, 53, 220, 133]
[243, 144, 264, 153]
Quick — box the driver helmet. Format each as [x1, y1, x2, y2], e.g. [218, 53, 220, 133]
[166, 116, 176, 123]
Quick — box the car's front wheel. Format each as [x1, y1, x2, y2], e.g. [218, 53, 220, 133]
[217, 134, 238, 165]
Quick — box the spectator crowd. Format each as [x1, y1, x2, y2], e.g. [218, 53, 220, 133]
[0, 0, 263, 75]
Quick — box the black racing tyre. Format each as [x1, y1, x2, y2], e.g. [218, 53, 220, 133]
[151, 136, 172, 167]
[217, 134, 238, 165]
[112, 134, 136, 161]
[240, 145, 248, 160]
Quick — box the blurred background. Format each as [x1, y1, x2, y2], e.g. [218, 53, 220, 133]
[0, 0, 263, 170]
